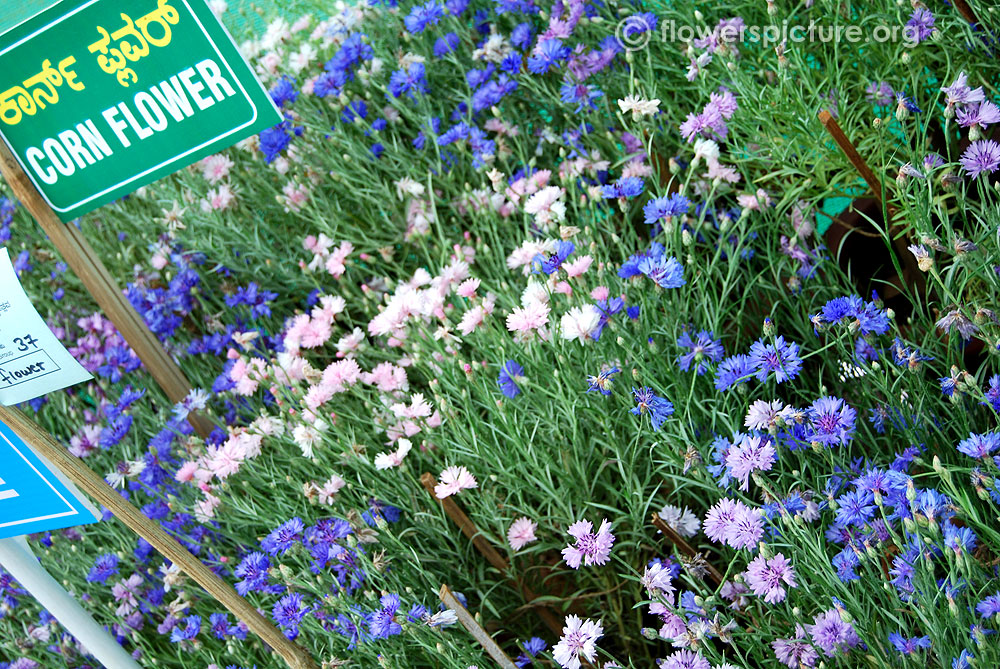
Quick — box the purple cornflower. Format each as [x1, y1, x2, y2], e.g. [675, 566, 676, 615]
[773, 625, 819, 668]
[745, 553, 796, 604]
[977, 593, 1000, 618]
[889, 633, 931, 655]
[86, 554, 119, 583]
[631, 387, 674, 430]
[935, 309, 979, 341]
[369, 593, 403, 638]
[960, 140, 1000, 179]
[941, 72, 985, 114]
[561, 518, 615, 568]
[905, 9, 935, 43]
[807, 396, 857, 447]
[725, 435, 776, 491]
[957, 101, 1000, 132]
[527, 39, 569, 74]
[715, 354, 754, 391]
[553, 615, 602, 669]
[810, 608, 860, 657]
[748, 336, 803, 384]
[676, 330, 725, 375]
[704, 498, 763, 549]
[637, 254, 685, 289]
[586, 366, 620, 395]
[261, 517, 304, 555]
[643, 193, 691, 225]
[497, 360, 524, 398]
[559, 79, 603, 113]
[273, 593, 310, 640]
[661, 649, 711, 669]
[957, 432, 1000, 459]
[403, 1, 443, 33]
[866, 81, 895, 106]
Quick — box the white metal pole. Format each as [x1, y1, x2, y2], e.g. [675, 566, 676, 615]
[0, 536, 141, 669]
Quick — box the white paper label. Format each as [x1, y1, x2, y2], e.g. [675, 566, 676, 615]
[0, 248, 92, 405]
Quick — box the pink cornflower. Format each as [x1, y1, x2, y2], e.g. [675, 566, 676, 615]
[322, 358, 362, 392]
[507, 517, 538, 551]
[362, 362, 408, 392]
[199, 154, 233, 184]
[725, 435, 776, 491]
[744, 553, 797, 603]
[553, 615, 603, 669]
[561, 518, 615, 568]
[506, 301, 550, 335]
[434, 466, 478, 498]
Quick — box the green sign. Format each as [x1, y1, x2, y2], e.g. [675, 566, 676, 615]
[0, 0, 281, 221]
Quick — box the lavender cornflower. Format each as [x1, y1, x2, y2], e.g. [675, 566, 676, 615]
[957, 432, 1000, 459]
[905, 9, 935, 43]
[888, 633, 931, 655]
[936, 309, 979, 341]
[553, 615, 603, 669]
[497, 360, 524, 398]
[676, 330, 725, 375]
[942, 72, 985, 115]
[725, 435, 776, 491]
[744, 553, 796, 604]
[631, 387, 674, 429]
[772, 625, 819, 668]
[704, 498, 763, 549]
[810, 608, 860, 656]
[748, 336, 803, 384]
[959, 140, 1000, 179]
[957, 101, 1000, 135]
[561, 518, 615, 568]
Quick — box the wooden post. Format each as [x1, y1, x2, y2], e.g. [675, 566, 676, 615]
[651, 513, 724, 587]
[420, 473, 563, 636]
[0, 139, 212, 438]
[951, 0, 980, 26]
[439, 585, 518, 669]
[817, 111, 925, 294]
[0, 405, 317, 669]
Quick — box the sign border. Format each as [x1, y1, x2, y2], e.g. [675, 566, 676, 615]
[0, 426, 80, 529]
[0, 0, 280, 216]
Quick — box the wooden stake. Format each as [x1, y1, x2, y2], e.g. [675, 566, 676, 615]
[817, 111, 925, 293]
[439, 584, 518, 669]
[0, 405, 317, 669]
[0, 139, 212, 438]
[951, 0, 980, 26]
[420, 473, 563, 636]
[651, 513, 724, 587]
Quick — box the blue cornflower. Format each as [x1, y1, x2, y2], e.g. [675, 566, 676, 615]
[445, 0, 469, 14]
[86, 554, 119, 583]
[533, 240, 575, 275]
[515, 637, 548, 667]
[369, 593, 403, 639]
[643, 193, 690, 225]
[388, 62, 428, 99]
[944, 523, 977, 554]
[807, 396, 857, 447]
[170, 615, 201, 643]
[714, 354, 754, 391]
[977, 593, 1000, 618]
[832, 547, 860, 582]
[404, 1, 443, 33]
[891, 337, 932, 370]
[982, 375, 1000, 413]
[261, 518, 304, 555]
[259, 123, 292, 163]
[466, 65, 495, 89]
[835, 489, 875, 527]
[676, 330, 725, 375]
[527, 39, 568, 74]
[273, 593, 310, 640]
[601, 176, 644, 199]
[953, 650, 974, 669]
[269, 75, 298, 108]
[497, 360, 524, 398]
[637, 254, 685, 289]
[889, 633, 931, 655]
[631, 387, 674, 430]
[434, 32, 460, 57]
[511, 22, 533, 50]
[957, 432, 1000, 459]
[559, 79, 603, 113]
[500, 52, 522, 74]
[586, 367, 620, 395]
[747, 336, 803, 384]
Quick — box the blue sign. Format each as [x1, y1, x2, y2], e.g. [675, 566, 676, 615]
[0, 419, 99, 539]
